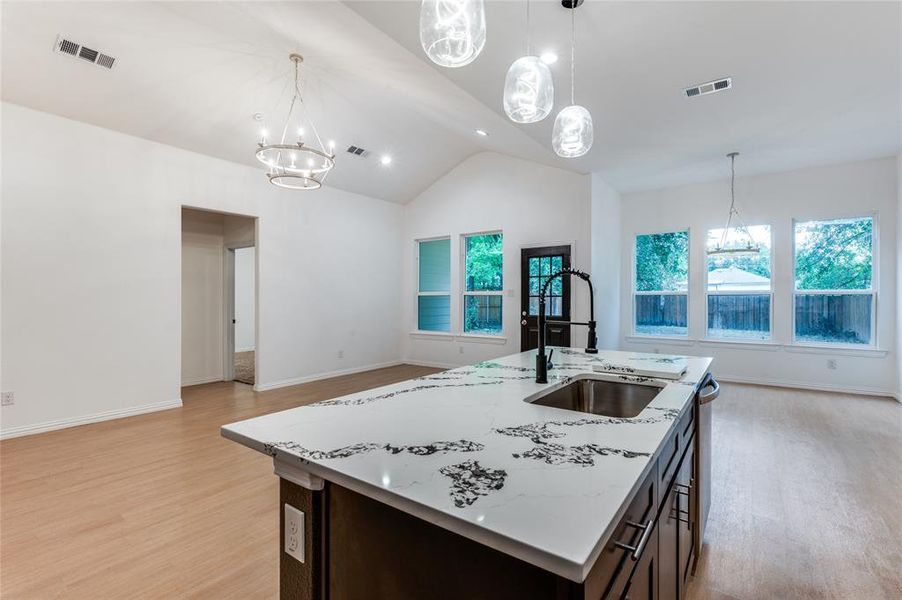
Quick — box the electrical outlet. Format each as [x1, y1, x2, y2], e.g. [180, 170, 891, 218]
[284, 504, 304, 563]
[827, 359, 837, 370]
[337, 350, 344, 359]
[1, 392, 14, 406]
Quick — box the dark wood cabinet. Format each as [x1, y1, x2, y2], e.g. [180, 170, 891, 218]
[676, 437, 695, 590]
[657, 480, 679, 600]
[276, 382, 709, 600]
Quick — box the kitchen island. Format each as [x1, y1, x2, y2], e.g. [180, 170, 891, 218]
[222, 348, 715, 600]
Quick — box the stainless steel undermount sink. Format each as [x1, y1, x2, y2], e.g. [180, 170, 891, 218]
[525, 376, 664, 418]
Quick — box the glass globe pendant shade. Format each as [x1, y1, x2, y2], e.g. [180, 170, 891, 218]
[419, 0, 486, 68]
[503, 56, 554, 123]
[552, 105, 593, 158]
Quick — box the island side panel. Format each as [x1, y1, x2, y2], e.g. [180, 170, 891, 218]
[325, 483, 573, 600]
[280, 479, 326, 600]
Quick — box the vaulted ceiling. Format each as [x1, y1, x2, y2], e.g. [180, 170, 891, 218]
[2, 1, 899, 203]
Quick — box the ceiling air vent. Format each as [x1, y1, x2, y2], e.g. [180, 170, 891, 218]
[53, 35, 117, 70]
[346, 145, 368, 157]
[684, 77, 731, 98]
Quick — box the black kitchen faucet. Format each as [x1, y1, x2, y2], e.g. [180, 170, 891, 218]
[535, 268, 598, 383]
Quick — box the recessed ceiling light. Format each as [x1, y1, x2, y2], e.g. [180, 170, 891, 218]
[540, 51, 558, 65]
[380, 155, 392, 166]
[475, 129, 489, 137]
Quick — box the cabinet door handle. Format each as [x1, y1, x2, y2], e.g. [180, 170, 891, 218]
[614, 519, 654, 561]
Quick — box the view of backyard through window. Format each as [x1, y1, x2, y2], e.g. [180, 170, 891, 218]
[634, 231, 689, 335]
[706, 225, 772, 340]
[464, 233, 503, 335]
[794, 217, 873, 344]
[528, 256, 564, 316]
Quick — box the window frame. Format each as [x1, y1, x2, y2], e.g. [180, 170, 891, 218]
[631, 228, 691, 339]
[790, 213, 877, 349]
[415, 235, 451, 333]
[703, 224, 775, 342]
[461, 230, 504, 337]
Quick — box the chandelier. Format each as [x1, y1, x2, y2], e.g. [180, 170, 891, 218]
[708, 152, 760, 256]
[256, 54, 335, 190]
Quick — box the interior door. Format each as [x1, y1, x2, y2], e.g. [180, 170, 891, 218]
[520, 245, 571, 351]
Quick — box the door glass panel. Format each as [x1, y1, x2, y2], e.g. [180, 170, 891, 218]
[551, 255, 562, 273]
[529, 257, 540, 276]
[540, 256, 551, 275]
[528, 296, 539, 315]
[529, 276, 540, 295]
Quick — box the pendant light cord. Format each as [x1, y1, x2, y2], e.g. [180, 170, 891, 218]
[570, 6, 576, 105]
[525, 0, 531, 55]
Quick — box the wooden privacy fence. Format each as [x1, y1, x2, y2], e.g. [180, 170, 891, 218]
[707, 294, 770, 332]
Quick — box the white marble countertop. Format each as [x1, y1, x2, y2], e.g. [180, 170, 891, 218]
[222, 348, 713, 582]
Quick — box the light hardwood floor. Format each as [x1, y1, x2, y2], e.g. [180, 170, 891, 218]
[2, 371, 900, 599]
[687, 384, 902, 600]
[0, 365, 439, 599]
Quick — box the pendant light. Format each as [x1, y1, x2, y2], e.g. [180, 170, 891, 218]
[256, 54, 335, 190]
[708, 152, 761, 256]
[420, 0, 486, 68]
[502, 0, 554, 123]
[552, 0, 593, 158]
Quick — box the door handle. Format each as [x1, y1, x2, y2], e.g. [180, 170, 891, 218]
[521, 319, 527, 326]
[699, 374, 720, 404]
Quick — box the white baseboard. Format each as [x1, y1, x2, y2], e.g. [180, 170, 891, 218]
[235, 346, 255, 353]
[0, 398, 183, 440]
[180, 375, 223, 387]
[716, 374, 896, 399]
[254, 360, 404, 392]
[401, 359, 460, 370]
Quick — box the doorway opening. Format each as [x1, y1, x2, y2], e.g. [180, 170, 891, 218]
[180, 207, 257, 389]
[520, 245, 572, 351]
[230, 246, 256, 385]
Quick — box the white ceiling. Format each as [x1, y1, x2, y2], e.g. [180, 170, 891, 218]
[2, 1, 899, 202]
[0, 1, 563, 203]
[349, 0, 901, 193]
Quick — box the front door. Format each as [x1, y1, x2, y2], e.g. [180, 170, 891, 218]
[520, 245, 571, 351]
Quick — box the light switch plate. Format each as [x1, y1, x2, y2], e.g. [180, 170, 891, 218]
[284, 504, 304, 563]
[1, 392, 14, 406]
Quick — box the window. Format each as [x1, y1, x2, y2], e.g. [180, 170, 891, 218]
[417, 238, 451, 332]
[634, 231, 689, 336]
[794, 216, 874, 345]
[527, 255, 564, 316]
[463, 232, 503, 335]
[705, 225, 772, 340]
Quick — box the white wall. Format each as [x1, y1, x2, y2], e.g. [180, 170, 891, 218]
[619, 156, 898, 397]
[590, 174, 622, 350]
[234, 247, 256, 353]
[402, 152, 591, 367]
[896, 153, 902, 399]
[0, 103, 403, 437]
[181, 210, 226, 385]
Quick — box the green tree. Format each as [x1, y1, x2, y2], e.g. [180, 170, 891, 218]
[635, 232, 689, 291]
[464, 234, 503, 332]
[795, 219, 872, 290]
